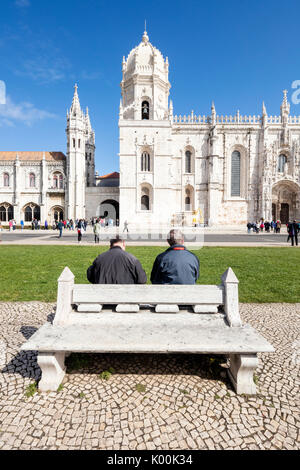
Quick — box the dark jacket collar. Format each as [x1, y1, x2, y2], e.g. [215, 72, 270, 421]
[110, 245, 123, 250]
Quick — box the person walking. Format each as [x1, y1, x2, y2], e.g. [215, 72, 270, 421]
[20, 219, 24, 231]
[123, 220, 129, 233]
[77, 219, 83, 244]
[57, 220, 63, 238]
[45, 220, 48, 230]
[287, 220, 299, 246]
[276, 220, 281, 233]
[264, 221, 270, 233]
[93, 219, 101, 244]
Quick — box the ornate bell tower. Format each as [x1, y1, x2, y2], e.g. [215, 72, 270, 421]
[120, 29, 171, 121]
[66, 84, 86, 220]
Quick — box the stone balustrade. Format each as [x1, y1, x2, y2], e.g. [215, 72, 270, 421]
[171, 112, 300, 125]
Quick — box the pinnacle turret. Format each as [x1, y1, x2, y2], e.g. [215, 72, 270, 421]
[85, 107, 92, 133]
[262, 101, 267, 116]
[280, 89, 290, 118]
[70, 83, 82, 117]
[210, 101, 216, 126]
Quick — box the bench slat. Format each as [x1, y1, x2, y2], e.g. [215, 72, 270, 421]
[73, 284, 224, 305]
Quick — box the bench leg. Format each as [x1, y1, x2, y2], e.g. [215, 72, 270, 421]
[228, 354, 258, 395]
[37, 352, 66, 392]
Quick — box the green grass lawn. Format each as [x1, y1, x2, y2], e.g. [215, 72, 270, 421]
[0, 245, 299, 303]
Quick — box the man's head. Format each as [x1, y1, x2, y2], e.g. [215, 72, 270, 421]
[167, 229, 184, 247]
[110, 235, 125, 250]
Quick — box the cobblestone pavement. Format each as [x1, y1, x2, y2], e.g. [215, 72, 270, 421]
[0, 302, 299, 450]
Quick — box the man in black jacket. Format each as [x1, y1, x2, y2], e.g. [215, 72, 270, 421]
[287, 220, 299, 246]
[150, 229, 199, 284]
[87, 236, 147, 284]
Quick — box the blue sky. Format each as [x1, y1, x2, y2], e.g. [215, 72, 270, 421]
[1, 0, 300, 174]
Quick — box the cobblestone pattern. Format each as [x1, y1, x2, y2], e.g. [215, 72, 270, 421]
[0, 302, 299, 450]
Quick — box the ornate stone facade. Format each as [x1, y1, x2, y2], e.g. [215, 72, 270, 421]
[1, 31, 300, 227]
[119, 31, 300, 228]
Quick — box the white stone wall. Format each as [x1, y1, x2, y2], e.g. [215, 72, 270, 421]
[0, 159, 66, 225]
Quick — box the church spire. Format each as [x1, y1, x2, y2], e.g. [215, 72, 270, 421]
[142, 22, 149, 43]
[85, 106, 92, 132]
[70, 83, 82, 116]
[280, 89, 290, 120]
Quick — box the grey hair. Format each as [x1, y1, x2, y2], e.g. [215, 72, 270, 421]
[167, 229, 184, 246]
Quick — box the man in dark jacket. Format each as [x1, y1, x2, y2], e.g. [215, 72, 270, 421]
[287, 220, 299, 246]
[150, 229, 199, 284]
[87, 236, 147, 284]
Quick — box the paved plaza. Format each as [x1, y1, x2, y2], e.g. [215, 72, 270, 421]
[0, 227, 294, 246]
[0, 302, 299, 450]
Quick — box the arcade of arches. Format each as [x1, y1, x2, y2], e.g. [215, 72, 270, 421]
[271, 181, 300, 224]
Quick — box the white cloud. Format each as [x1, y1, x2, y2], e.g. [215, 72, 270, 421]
[15, 59, 65, 83]
[15, 57, 70, 84]
[15, 0, 30, 7]
[0, 95, 56, 127]
[81, 70, 103, 81]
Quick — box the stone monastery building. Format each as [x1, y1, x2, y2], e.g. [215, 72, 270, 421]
[1, 30, 300, 227]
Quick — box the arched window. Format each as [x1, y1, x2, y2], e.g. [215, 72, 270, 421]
[29, 173, 35, 188]
[185, 151, 192, 174]
[0, 206, 6, 221]
[3, 173, 9, 187]
[7, 205, 13, 220]
[278, 154, 287, 173]
[53, 172, 63, 189]
[141, 101, 149, 120]
[34, 206, 40, 220]
[141, 195, 149, 210]
[54, 209, 64, 221]
[0, 204, 14, 221]
[231, 151, 241, 197]
[141, 186, 150, 210]
[53, 173, 58, 188]
[141, 152, 151, 172]
[25, 206, 32, 222]
[24, 204, 40, 222]
[185, 188, 191, 211]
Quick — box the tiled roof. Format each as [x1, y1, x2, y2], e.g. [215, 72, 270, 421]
[99, 172, 120, 179]
[0, 152, 66, 162]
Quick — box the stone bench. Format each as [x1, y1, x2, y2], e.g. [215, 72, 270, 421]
[21, 266, 274, 394]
